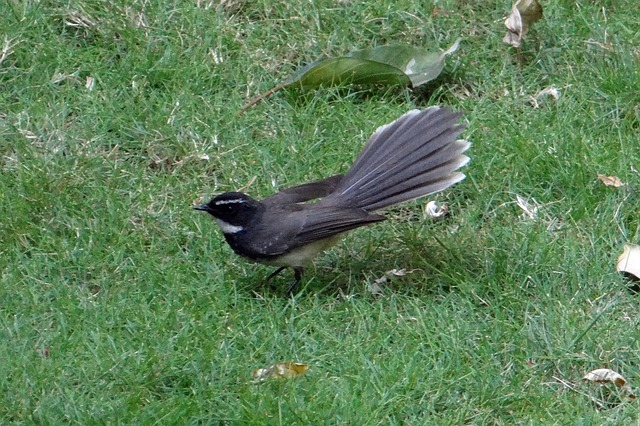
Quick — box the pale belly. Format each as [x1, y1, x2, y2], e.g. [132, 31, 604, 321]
[262, 235, 343, 268]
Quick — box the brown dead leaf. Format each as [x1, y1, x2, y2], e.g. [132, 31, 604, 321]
[503, 0, 543, 48]
[597, 173, 625, 188]
[252, 362, 308, 382]
[617, 243, 640, 281]
[584, 368, 636, 399]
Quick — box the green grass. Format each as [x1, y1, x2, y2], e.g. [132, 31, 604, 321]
[1, 0, 639, 424]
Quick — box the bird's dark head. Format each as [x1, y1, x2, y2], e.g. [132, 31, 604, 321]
[194, 192, 263, 233]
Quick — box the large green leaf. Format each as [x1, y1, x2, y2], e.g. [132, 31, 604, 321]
[238, 40, 460, 113]
[282, 57, 410, 89]
[283, 39, 460, 90]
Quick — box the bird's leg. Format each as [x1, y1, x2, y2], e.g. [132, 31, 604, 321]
[285, 268, 304, 296]
[264, 267, 286, 283]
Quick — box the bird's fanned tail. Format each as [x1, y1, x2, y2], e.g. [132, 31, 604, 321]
[327, 106, 471, 211]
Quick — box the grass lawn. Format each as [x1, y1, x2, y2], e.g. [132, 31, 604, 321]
[1, 0, 639, 424]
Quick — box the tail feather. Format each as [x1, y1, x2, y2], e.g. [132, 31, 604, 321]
[352, 132, 468, 202]
[328, 106, 470, 211]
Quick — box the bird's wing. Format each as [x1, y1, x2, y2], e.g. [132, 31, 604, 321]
[261, 174, 344, 206]
[245, 206, 385, 257]
[292, 206, 386, 245]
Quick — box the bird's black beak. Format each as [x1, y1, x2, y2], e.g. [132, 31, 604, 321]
[193, 204, 209, 212]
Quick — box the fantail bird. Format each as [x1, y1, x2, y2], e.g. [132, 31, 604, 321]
[195, 106, 470, 294]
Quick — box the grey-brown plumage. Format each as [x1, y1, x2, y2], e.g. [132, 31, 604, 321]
[195, 106, 471, 293]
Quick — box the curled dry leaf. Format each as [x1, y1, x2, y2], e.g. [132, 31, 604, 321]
[616, 243, 640, 281]
[85, 76, 95, 91]
[51, 73, 68, 84]
[530, 86, 560, 108]
[516, 195, 538, 220]
[597, 173, 625, 188]
[51, 72, 81, 85]
[252, 362, 308, 382]
[584, 368, 636, 399]
[536, 86, 560, 100]
[368, 269, 408, 295]
[503, 0, 543, 48]
[425, 201, 449, 220]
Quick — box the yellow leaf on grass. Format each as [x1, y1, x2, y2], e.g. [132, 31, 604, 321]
[503, 0, 543, 48]
[252, 362, 308, 382]
[597, 173, 625, 188]
[584, 368, 636, 399]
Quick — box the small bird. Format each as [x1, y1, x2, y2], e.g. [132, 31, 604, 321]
[195, 107, 470, 294]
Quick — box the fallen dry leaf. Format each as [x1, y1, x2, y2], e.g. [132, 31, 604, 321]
[424, 200, 449, 220]
[503, 0, 543, 48]
[252, 362, 308, 382]
[597, 173, 625, 188]
[85, 76, 95, 90]
[530, 86, 560, 108]
[515, 195, 538, 220]
[536, 86, 560, 100]
[584, 368, 636, 399]
[616, 243, 640, 281]
[367, 269, 408, 295]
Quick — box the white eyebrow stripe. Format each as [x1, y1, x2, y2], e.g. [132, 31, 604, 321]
[214, 198, 246, 205]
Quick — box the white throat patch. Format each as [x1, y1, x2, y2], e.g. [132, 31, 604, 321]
[215, 219, 244, 234]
